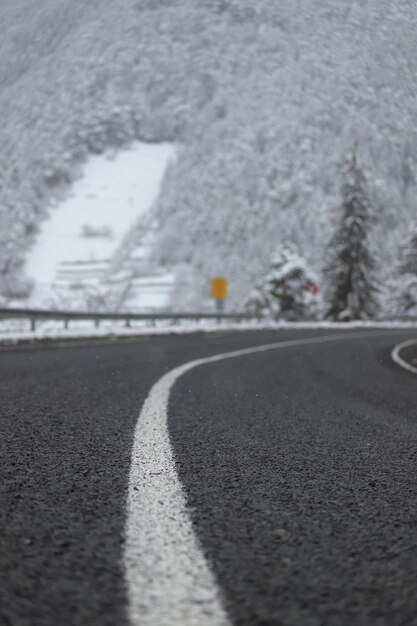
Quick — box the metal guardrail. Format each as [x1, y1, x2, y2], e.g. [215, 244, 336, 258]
[0, 307, 257, 331]
[1, 308, 416, 333]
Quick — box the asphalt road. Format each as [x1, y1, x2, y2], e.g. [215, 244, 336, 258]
[1, 328, 417, 626]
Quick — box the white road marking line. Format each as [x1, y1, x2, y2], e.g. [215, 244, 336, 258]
[124, 330, 399, 626]
[391, 339, 417, 375]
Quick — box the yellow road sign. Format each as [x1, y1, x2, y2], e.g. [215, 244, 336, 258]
[211, 277, 228, 299]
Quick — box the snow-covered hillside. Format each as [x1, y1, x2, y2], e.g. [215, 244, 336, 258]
[24, 142, 175, 311]
[1, 0, 417, 309]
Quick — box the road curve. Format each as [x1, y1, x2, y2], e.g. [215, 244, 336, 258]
[392, 338, 417, 375]
[170, 331, 417, 626]
[1, 328, 417, 626]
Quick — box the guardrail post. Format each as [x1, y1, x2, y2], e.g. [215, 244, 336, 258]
[64, 319, 69, 330]
[125, 318, 131, 328]
[30, 319, 36, 332]
[95, 319, 100, 329]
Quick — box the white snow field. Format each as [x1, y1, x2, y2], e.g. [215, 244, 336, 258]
[25, 142, 175, 310]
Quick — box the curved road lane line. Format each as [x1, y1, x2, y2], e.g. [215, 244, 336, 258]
[124, 330, 396, 626]
[391, 339, 417, 375]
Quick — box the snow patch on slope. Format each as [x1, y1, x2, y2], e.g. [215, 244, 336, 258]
[24, 142, 175, 310]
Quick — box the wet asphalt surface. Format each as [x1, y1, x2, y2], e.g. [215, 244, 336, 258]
[1, 328, 417, 626]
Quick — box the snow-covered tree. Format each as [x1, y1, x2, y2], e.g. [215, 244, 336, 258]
[399, 226, 417, 275]
[244, 244, 320, 319]
[324, 148, 379, 320]
[395, 226, 417, 316]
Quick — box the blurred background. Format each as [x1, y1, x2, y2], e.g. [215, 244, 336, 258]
[1, 0, 416, 321]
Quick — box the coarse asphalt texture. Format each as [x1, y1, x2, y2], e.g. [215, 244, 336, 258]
[1, 328, 417, 626]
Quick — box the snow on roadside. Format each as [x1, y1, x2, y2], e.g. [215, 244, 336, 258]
[1, 318, 417, 346]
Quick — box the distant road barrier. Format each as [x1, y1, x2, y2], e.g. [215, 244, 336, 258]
[0, 307, 257, 332]
[1, 308, 416, 334]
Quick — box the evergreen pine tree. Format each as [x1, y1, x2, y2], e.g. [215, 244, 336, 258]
[324, 148, 379, 320]
[396, 226, 417, 316]
[244, 244, 320, 319]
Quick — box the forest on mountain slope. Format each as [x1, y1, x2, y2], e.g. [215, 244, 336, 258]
[1, 0, 416, 309]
